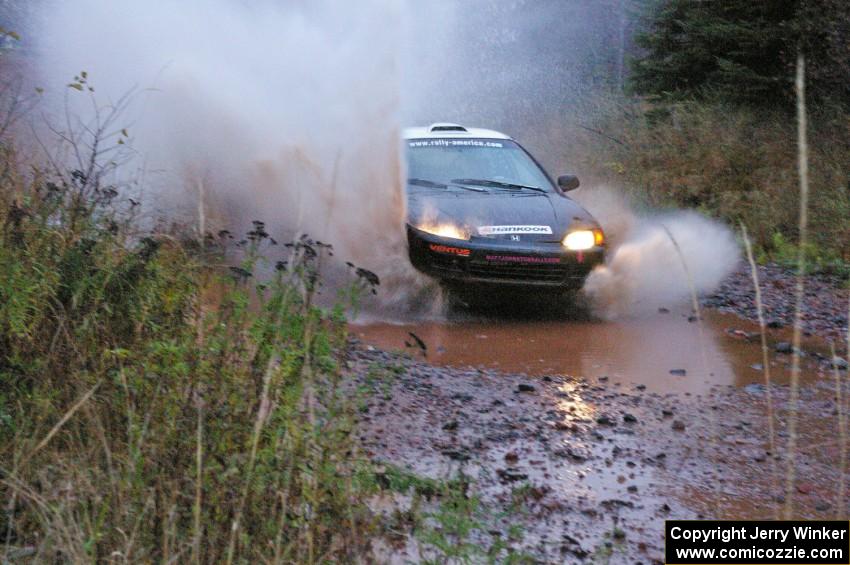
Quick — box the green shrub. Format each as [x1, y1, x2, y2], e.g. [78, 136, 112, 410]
[558, 96, 850, 265]
[0, 144, 382, 562]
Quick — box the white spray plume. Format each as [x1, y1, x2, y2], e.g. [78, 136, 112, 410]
[577, 186, 740, 318]
[30, 1, 737, 319]
[33, 0, 430, 309]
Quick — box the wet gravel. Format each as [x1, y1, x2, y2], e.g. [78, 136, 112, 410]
[349, 341, 850, 564]
[704, 262, 849, 348]
[350, 264, 850, 563]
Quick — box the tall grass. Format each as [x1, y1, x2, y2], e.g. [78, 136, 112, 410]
[660, 223, 723, 518]
[831, 342, 847, 518]
[782, 53, 810, 520]
[0, 135, 381, 561]
[844, 300, 850, 517]
[740, 224, 779, 519]
[557, 92, 850, 268]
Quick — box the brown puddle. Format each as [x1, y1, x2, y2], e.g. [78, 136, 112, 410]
[352, 307, 828, 394]
[352, 309, 849, 559]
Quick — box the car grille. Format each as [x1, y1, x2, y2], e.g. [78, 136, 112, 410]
[468, 260, 567, 282]
[429, 254, 466, 275]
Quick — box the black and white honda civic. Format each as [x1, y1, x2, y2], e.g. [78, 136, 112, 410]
[404, 123, 605, 294]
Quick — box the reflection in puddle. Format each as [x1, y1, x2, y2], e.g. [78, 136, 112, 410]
[556, 385, 598, 422]
[352, 308, 826, 394]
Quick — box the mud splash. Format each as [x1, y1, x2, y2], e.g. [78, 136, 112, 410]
[573, 186, 740, 318]
[32, 0, 427, 309]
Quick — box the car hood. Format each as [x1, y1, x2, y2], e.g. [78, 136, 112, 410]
[406, 189, 598, 241]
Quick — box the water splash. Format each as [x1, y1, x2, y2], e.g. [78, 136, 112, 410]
[577, 186, 740, 318]
[33, 0, 425, 309]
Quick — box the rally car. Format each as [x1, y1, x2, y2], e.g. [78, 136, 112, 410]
[404, 123, 605, 293]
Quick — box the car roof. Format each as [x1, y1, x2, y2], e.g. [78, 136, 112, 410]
[403, 123, 512, 140]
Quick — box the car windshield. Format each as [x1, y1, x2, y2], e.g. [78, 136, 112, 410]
[406, 138, 553, 192]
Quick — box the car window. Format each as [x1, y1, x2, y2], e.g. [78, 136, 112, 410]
[406, 138, 553, 191]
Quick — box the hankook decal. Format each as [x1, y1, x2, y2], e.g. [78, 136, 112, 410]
[478, 225, 553, 235]
[429, 243, 471, 257]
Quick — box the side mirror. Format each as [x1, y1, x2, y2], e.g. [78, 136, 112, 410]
[557, 174, 580, 192]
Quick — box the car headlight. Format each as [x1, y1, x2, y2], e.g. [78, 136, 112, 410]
[563, 229, 603, 250]
[417, 222, 470, 241]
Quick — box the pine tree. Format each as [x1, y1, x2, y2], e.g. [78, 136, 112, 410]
[630, 0, 850, 109]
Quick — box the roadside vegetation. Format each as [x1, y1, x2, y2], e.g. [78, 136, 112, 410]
[565, 97, 849, 272]
[0, 123, 384, 560]
[563, 0, 850, 273]
[575, 0, 849, 523]
[0, 75, 526, 564]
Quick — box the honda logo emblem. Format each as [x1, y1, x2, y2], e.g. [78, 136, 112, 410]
[510, 235, 521, 241]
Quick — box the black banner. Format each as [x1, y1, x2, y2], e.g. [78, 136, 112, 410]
[665, 521, 850, 564]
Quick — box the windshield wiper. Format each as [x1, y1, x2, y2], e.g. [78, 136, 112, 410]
[407, 177, 486, 193]
[450, 178, 547, 193]
[408, 177, 448, 188]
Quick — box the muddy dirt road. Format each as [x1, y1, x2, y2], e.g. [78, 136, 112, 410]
[350, 274, 849, 563]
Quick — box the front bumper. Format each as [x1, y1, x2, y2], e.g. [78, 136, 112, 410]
[407, 225, 604, 290]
